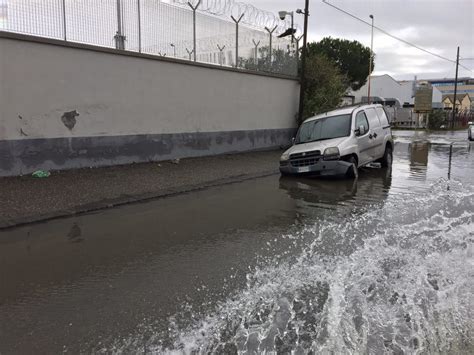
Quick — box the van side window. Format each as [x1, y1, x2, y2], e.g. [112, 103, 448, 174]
[355, 111, 369, 134]
[375, 107, 390, 127]
[365, 108, 381, 127]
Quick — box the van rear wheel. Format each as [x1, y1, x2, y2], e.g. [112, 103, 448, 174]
[380, 145, 393, 168]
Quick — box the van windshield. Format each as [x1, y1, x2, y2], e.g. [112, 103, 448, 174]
[295, 114, 352, 144]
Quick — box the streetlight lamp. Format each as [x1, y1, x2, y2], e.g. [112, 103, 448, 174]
[278, 11, 295, 43]
[367, 14, 374, 104]
[170, 43, 176, 57]
[296, 1, 309, 125]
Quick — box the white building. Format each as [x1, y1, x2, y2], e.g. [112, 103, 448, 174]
[351, 74, 442, 107]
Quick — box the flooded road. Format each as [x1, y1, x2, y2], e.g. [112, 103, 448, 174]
[0, 131, 473, 354]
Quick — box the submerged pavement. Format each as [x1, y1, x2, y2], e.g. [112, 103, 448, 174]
[0, 130, 473, 353]
[0, 150, 283, 228]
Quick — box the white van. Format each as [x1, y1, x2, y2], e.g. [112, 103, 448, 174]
[279, 104, 394, 178]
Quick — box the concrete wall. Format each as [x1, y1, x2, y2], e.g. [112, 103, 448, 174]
[0, 32, 299, 176]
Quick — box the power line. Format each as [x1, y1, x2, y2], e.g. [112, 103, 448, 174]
[321, 0, 473, 73]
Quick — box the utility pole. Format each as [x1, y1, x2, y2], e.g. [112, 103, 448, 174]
[367, 14, 374, 104]
[452, 46, 460, 129]
[297, 0, 309, 125]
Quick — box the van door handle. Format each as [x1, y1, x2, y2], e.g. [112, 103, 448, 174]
[373, 132, 378, 138]
[369, 133, 373, 139]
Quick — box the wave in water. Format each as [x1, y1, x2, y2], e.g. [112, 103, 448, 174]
[112, 179, 474, 354]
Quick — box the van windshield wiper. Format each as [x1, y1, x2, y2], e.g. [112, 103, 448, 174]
[295, 137, 332, 144]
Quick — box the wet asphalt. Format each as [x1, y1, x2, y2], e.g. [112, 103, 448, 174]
[0, 130, 473, 353]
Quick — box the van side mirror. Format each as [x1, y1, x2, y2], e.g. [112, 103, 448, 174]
[355, 125, 366, 136]
[291, 137, 295, 145]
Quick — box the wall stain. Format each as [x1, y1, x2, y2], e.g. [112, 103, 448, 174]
[61, 110, 80, 130]
[0, 130, 295, 176]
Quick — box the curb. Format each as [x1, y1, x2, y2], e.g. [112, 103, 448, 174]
[0, 170, 279, 230]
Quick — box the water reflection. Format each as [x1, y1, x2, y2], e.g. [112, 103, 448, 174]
[409, 141, 429, 178]
[279, 165, 392, 213]
[67, 223, 83, 243]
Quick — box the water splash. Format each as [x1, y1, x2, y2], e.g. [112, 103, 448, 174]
[112, 179, 474, 354]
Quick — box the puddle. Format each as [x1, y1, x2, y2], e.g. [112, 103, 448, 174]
[0, 131, 473, 353]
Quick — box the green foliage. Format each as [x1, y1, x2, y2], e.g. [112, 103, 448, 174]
[303, 53, 347, 119]
[427, 110, 448, 130]
[307, 37, 373, 91]
[239, 46, 297, 76]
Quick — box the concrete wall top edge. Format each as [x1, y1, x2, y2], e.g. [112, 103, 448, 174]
[0, 31, 299, 82]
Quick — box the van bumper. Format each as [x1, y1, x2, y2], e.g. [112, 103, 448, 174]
[279, 159, 353, 176]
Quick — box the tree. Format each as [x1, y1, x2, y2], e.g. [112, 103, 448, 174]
[307, 37, 374, 91]
[303, 53, 347, 119]
[239, 44, 346, 122]
[239, 46, 297, 76]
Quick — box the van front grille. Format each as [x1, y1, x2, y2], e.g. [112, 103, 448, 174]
[289, 150, 321, 167]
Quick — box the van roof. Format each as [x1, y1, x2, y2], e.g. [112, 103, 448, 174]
[303, 104, 383, 123]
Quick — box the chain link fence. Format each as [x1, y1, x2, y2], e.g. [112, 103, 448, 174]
[0, 0, 298, 76]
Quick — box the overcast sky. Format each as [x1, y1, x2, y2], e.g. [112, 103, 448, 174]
[251, 0, 473, 80]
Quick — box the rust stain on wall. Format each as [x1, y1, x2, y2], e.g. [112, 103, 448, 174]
[61, 110, 80, 130]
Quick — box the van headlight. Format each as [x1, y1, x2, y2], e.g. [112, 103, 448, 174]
[280, 152, 290, 161]
[323, 147, 340, 160]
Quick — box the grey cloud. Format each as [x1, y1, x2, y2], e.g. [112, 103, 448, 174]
[251, 0, 473, 79]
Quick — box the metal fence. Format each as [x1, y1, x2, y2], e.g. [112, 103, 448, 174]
[0, 0, 298, 76]
[384, 106, 473, 129]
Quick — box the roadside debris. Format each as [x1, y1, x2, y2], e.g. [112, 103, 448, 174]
[171, 159, 180, 164]
[366, 162, 382, 169]
[31, 170, 51, 178]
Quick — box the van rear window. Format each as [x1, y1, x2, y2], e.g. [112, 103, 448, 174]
[375, 107, 390, 127]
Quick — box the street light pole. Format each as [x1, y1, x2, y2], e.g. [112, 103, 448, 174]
[367, 14, 374, 103]
[297, 0, 309, 125]
[452, 46, 460, 129]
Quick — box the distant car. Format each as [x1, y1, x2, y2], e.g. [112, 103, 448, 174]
[468, 122, 474, 141]
[279, 104, 394, 178]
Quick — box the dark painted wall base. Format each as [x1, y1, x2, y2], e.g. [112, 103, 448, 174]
[0, 129, 296, 176]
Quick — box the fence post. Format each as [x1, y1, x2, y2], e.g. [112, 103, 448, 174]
[61, 0, 67, 41]
[252, 39, 260, 66]
[137, 0, 142, 52]
[187, 1, 201, 62]
[114, 0, 126, 50]
[295, 35, 303, 61]
[186, 48, 194, 60]
[217, 44, 226, 66]
[231, 14, 244, 68]
[265, 25, 278, 64]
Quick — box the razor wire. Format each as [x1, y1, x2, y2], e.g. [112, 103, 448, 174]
[1, 0, 298, 75]
[171, 0, 295, 33]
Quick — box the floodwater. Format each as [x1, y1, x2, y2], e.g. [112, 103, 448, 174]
[0, 131, 473, 354]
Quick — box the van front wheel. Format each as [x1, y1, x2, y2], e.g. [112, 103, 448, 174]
[345, 156, 358, 179]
